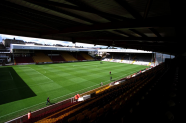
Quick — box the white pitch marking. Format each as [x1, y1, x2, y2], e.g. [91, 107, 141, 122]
[9, 72, 13, 80]
[28, 67, 53, 82]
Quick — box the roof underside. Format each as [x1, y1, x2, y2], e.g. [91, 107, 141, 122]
[0, 0, 184, 55]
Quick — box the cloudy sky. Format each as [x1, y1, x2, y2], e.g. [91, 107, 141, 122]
[0, 34, 108, 48]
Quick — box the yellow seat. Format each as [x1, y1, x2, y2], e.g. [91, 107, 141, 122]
[88, 112, 97, 123]
[68, 116, 76, 123]
[77, 114, 85, 123]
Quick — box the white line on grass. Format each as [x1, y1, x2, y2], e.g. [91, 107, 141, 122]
[28, 67, 53, 82]
[9, 72, 13, 80]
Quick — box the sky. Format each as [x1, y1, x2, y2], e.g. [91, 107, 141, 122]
[0, 34, 108, 48]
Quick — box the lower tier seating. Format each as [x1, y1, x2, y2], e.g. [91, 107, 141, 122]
[14, 57, 34, 63]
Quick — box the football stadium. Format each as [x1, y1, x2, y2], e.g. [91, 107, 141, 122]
[1, 40, 153, 122]
[0, 0, 184, 123]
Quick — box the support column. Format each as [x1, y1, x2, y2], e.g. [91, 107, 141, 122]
[51, 50, 52, 60]
[154, 52, 156, 66]
[162, 53, 163, 63]
[12, 52, 14, 63]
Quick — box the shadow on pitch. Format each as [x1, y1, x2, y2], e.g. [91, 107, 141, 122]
[0, 67, 36, 105]
[49, 102, 55, 105]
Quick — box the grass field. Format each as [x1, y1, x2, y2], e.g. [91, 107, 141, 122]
[0, 61, 148, 122]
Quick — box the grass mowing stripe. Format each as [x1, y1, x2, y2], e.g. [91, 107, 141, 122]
[0, 67, 142, 119]
[0, 80, 109, 119]
[0, 61, 148, 122]
[0, 81, 55, 93]
[28, 67, 53, 82]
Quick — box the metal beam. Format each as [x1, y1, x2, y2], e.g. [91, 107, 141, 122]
[25, 0, 97, 24]
[115, 0, 142, 19]
[143, 0, 153, 19]
[25, 0, 86, 12]
[2, 9, 59, 31]
[26, 0, 130, 22]
[42, 16, 172, 35]
[129, 29, 148, 37]
[74, 37, 176, 42]
[149, 28, 162, 37]
[66, 0, 131, 21]
[113, 30, 136, 37]
[1, 1, 81, 27]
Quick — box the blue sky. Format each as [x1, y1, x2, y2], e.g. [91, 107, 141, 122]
[0, 34, 107, 48]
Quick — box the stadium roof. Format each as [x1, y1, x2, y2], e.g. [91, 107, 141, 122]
[0, 0, 184, 55]
[98, 49, 152, 53]
[10, 44, 97, 52]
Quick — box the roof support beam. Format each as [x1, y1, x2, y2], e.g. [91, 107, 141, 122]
[149, 28, 162, 37]
[113, 30, 135, 37]
[143, 0, 153, 19]
[26, 0, 130, 21]
[115, 0, 142, 19]
[25, 0, 85, 12]
[129, 29, 148, 37]
[0, 4, 59, 31]
[66, 0, 130, 21]
[74, 37, 176, 42]
[25, 0, 97, 24]
[42, 16, 172, 35]
[1, 1, 82, 27]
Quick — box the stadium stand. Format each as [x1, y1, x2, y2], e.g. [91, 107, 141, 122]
[61, 52, 78, 61]
[102, 53, 152, 66]
[80, 53, 94, 60]
[0, 43, 11, 64]
[0, 42, 8, 52]
[3, 39, 25, 47]
[70, 52, 86, 61]
[32, 52, 52, 63]
[14, 56, 34, 63]
[50, 55, 66, 62]
[0, 43, 5, 49]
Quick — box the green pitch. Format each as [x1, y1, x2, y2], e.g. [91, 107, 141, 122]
[0, 61, 148, 122]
